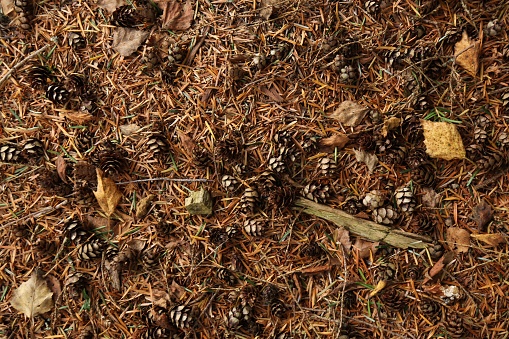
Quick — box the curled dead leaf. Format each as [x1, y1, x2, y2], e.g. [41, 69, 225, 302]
[332, 227, 352, 252]
[328, 101, 368, 127]
[454, 31, 480, 76]
[446, 227, 470, 253]
[421, 120, 465, 160]
[353, 238, 378, 259]
[55, 155, 67, 183]
[472, 200, 493, 231]
[381, 117, 400, 137]
[94, 168, 122, 216]
[369, 280, 386, 298]
[136, 194, 155, 219]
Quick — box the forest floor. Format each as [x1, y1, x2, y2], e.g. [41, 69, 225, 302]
[1, 0, 509, 338]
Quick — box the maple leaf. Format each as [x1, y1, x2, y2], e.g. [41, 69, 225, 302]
[10, 271, 54, 318]
[454, 31, 480, 76]
[154, 0, 193, 31]
[94, 168, 122, 216]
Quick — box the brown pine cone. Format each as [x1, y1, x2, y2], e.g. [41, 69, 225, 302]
[419, 299, 442, 321]
[380, 287, 406, 310]
[302, 183, 330, 203]
[406, 147, 429, 169]
[394, 185, 416, 213]
[317, 156, 338, 176]
[477, 150, 506, 170]
[362, 190, 385, 210]
[217, 268, 237, 285]
[270, 299, 287, 318]
[0, 144, 22, 163]
[221, 174, 239, 192]
[444, 312, 465, 338]
[243, 219, 264, 237]
[342, 197, 363, 215]
[238, 187, 259, 214]
[26, 65, 51, 89]
[411, 163, 436, 187]
[77, 238, 106, 260]
[372, 205, 399, 225]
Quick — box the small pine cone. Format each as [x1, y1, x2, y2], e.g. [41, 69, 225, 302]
[317, 156, 337, 176]
[73, 161, 98, 189]
[243, 219, 264, 237]
[406, 147, 429, 169]
[402, 115, 424, 145]
[11, 222, 33, 238]
[14, 0, 32, 29]
[267, 43, 291, 64]
[96, 143, 126, 176]
[268, 154, 286, 173]
[362, 190, 385, 210]
[146, 133, 170, 159]
[369, 109, 383, 124]
[252, 53, 267, 70]
[375, 262, 397, 281]
[356, 133, 375, 151]
[261, 284, 279, 304]
[77, 238, 105, 260]
[473, 126, 488, 144]
[209, 228, 229, 245]
[65, 272, 90, 296]
[394, 186, 416, 213]
[339, 64, 357, 83]
[444, 312, 465, 339]
[68, 32, 86, 49]
[142, 46, 160, 69]
[64, 219, 88, 244]
[215, 136, 241, 161]
[217, 268, 237, 285]
[167, 42, 187, 64]
[330, 54, 345, 72]
[34, 238, 58, 257]
[405, 265, 421, 280]
[74, 129, 95, 153]
[302, 183, 330, 203]
[301, 135, 319, 153]
[364, 0, 380, 15]
[381, 146, 407, 165]
[477, 150, 506, 170]
[227, 304, 252, 329]
[65, 74, 86, 94]
[27, 65, 51, 89]
[193, 147, 212, 169]
[403, 72, 422, 96]
[411, 163, 436, 187]
[380, 288, 406, 310]
[372, 206, 399, 225]
[141, 327, 172, 339]
[105, 245, 119, 261]
[484, 19, 503, 37]
[39, 169, 73, 196]
[22, 138, 44, 159]
[497, 131, 509, 149]
[501, 90, 509, 107]
[221, 174, 239, 192]
[343, 290, 357, 309]
[410, 213, 435, 234]
[266, 186, 295, 209]
[301, 242, 325, 258]
[270, 299, 286, 318]
[112, 5, 139, 27]
[419, 299, 442, 321]
[161, 65, 177, 84]
[169, 305, 192, 329]
[342, 197, 363, 215]
[46, 84, 70, 105]
[413, 95, 431, 111]
[385, 49, 407, 70]
[141, 246, 161, 268]
[238, 187, 259, 214]
[257, 171, 279, 194]
[0, 144, 22, 162]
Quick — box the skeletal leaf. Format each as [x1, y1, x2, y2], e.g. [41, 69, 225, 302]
[446, 227, 470, 254]
[94, 168, 122, 216]
[353, 148, 378, 173]
[421, 120, 465, 160]
[154, 0, 193, 31]
[454, 31, 480, 76]
[10, 271, 54, 318]
[329, 101, 368, 127]
[112, 27, 149, 57]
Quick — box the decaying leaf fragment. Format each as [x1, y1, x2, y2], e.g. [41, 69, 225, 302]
[353, 149, 378, 173]
[55, 155, 67, 183]
[446, 227, 470, 253]
[10, 271, 54, 318]
[353, 238, 378, 259]
[472, 200, 493, 231]
[112, 27, 149, 57]
[332, 227, 352, 252]
[454, 31, 480, 76]
[421, 120, 465, 160]
[94, 168, 122, 216]
[471, 233, 506, 247]
[259, 0, 279, 20]
[319, 133, 349, 151]
[329, 101, 368, 127]
[136, 194, 155, 219]
[381, 117, 400, 137]
[154, 0, 193, 31]
[97, 0, 124, 13]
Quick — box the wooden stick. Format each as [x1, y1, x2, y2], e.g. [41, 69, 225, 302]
[294, 198, 432, 249]
[0, 44, 50, 89]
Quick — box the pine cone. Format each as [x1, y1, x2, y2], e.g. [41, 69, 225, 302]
[317, 156, 337, 176]
[419, 299, 442, 321]
[252, 53, 267, 70]
[146, 133, 170, 160]
[411, 163, 436, 187]
[238, 187, 259, 214]
[0, 144, 22, 162]
[64, 219, 89, 244]
[375, 262, 397, 281]
[268, 154, 286, 173]
[141, 246, 161, 268]
[394, 186, 416, 213]
[39, 169, 73, 196]
[256, 171, 279, 196]
[301, 242, 325, 258]
[301, 135, 319, 153]
[362, 190, 385, 210]
[342, 197, 363, 215]
[477, 150, 506, 170]
[270, 299, 286, 318]
[167, 42, 188, 65]
[77, 238, 105, 260]
[65, 74, 86, 94]
[338, 64, 357, 83]
[405, 265, 421, 280]
[193, 147, 212, 169]
[46, 84, 70, 105]
[385, 48, 408, 70]
[406, 146, 429, 169]
[141, 327, 173, 339]
[372, 206, 399, 225]
[27, 65, 51, 89]
[68, 32, 86, 49]
[74, 129, 95, 153]
[329, 54, 345, 72]
[22, 138, 44, 159]
[267, 42, 291, 64]
[473, 126, 488, 145]
[356, 133, 375, 151]
[209, 228, 229, 246]
[217, 268, 237, 285]
[497, 131, 509, 150]
[95, 142, 127, 176]
[444, 312, 465, 338]
[215, 135, 242, 161]
[221, 174, 239, 192]
[261, 284, 279, 304]
[112, 5, 140, 27]
[484, 19, 503, 37]
[65, 272, 91, 296]
[169, 305, 192, 329]
[364, 0, 380, 15]
[34, 238, 58, 257]
[381, 146, 407, 165]
[409, 213, 435, 234]
[380, 288, 406, 310]
[243, 219, 264, 236]
[402, 115, 424, 145]
[501, 90, 509, 107]
[302, 183, 330, 203]
[14, 0, 32, 29]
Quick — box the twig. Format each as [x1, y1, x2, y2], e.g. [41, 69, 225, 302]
[116, 178, 211, 185]
[0, 44, 50, 89]
[184, 26, 210, 66]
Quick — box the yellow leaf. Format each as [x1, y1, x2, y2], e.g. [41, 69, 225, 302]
[94, 168, 122, 216]
[369, 280, 386, 298]
[10, 271, 54, 318]
[421, 120, 466, 160]
[471, 233, 506, 247]
[381, 117, 401, 137]
[454, 31, 480, 76]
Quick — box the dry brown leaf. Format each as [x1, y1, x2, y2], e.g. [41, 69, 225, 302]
[154, 0, 193, 31]
[319, 133, 349, 151]
[10, 271, 54, 318]
[148, 289, 171, 309]
[97, 0, 124, 12]
[353, 238, 378, 259]
[454, 31, 480, 76]
[177, 130, 195, 154]
[55, 155, 67, 183]
[353, 149, 378, 173]
[423, 251, 455, 284]
[421, 120, 465, 160]
[94, 168, 122, 216]
[471, 233, 506, 247]
[86, 215, 115, 233]
[136, 194, 155, 219]
[446, 227, 470, 253]
[1, 0, 15, 16]
[119, 124, 140, 136]
[329, 101, 368, 127]
[112, 27, 149, 57]
[61, 111, 95, 124]
[381, 117, 401, 137]
[332, 227, 352, 252]
[45, 275, 61, 302]
[472, 200, 493, 231]
[260, 86, 284, 102]
[169, 280, 186, 301]
[259, 0, 278, 20]
[421, 187, 440, 208]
